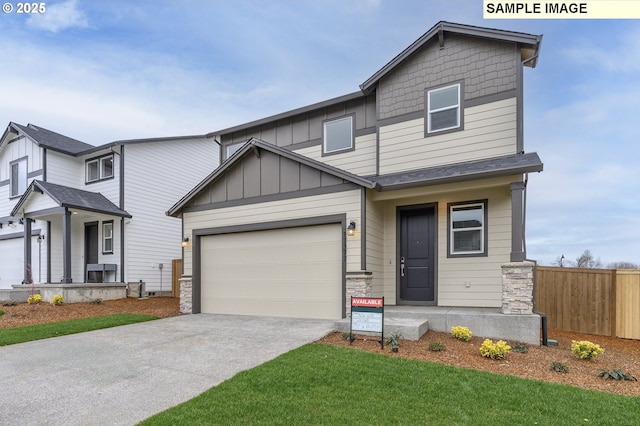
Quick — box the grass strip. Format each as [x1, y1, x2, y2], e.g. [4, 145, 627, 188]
[0, 313, 159, 346]
[141, 343, 640, 426]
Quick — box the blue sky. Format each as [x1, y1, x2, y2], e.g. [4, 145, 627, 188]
[1, 0, 638, 266]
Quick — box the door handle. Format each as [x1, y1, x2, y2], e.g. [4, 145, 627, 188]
[400, 256, 405, 277]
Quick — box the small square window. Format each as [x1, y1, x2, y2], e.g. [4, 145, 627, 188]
[448, 201, 487, 257]
[427, 84, 461, 134]
[323, 116, 353, 154]
[102, 221, 113, 254]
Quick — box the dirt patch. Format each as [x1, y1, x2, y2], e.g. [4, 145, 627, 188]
[0, 296, 180, 329]
[318, 329, 640, 397]
[2, 297, 639, 396]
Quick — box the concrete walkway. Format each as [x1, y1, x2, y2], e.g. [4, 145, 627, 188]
[0, 314, 335, 425]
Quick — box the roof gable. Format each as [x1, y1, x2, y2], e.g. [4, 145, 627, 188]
[168, 138, 376, 216]
[11, 180, 131, 218]
[360, 21, 542, 94]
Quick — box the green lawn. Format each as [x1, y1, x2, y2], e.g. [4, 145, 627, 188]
[141, 343, 639, 426]
[0, 313, 159, 346]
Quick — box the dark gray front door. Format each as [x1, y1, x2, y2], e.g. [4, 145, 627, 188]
[399, 206, 436, 304]
[85, 222, 99, 282]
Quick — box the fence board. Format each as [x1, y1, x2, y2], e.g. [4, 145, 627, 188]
[172, 259, 183, 297]
[616, 270, 640, 339]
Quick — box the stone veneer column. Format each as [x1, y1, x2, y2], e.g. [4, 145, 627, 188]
[345, 272, 373, 316]
[179, 276, 193, 314]
[501, 262, 535, 314]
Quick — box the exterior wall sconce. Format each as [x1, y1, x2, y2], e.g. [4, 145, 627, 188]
[181, 237, 191, 248]
[347, 221, 356, 237]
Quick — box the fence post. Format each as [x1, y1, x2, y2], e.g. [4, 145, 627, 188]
[611, 269, 617, 338]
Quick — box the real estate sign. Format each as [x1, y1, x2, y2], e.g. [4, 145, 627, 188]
[350, 297, 384, 333]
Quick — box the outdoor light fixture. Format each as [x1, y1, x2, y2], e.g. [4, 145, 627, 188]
[181, 237, 191, 248]
[347, 221, 356, 236]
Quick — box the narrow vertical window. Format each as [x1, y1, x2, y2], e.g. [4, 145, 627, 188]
[102, 221, 114, 254]
[10, 158, 27, 197]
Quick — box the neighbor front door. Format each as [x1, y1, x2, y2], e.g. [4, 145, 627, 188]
[85, 222, 99, 282]
[398, 206, 436, 304]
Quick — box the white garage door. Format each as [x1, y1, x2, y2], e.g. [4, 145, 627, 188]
[201, 223, 343, 319]
[0, 237, 41, 288]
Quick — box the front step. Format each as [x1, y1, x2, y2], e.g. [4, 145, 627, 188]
[334, 316, 429, 341]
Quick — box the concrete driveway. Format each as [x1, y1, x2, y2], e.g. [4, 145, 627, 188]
[0, 314, 335, 425]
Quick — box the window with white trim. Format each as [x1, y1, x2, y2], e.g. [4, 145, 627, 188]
[449, 201, 487, 256]
[102, 221, 113, 254]
[427, 83, 461, 133]
[10, 158, 27, 198]
[86, 154, 114, 183]
[323, 116, 353, 154]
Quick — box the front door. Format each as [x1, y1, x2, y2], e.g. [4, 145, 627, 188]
[398, 206, 436, 304]
[84, 222, 99, 282]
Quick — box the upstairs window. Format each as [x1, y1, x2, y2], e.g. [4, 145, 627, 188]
[226, 143, 244, 159]
[323, 116, 353, 155]
[86, 154, 114, 183]
[427, 83, 461, 134]
[10, 158, 27, 198]
[448, 201, 487, 257]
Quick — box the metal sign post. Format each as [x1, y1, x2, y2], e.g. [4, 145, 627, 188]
[349, 296, 384, 349]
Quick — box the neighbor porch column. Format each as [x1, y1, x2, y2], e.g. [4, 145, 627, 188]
[61, 208, 72, 283]
[23, 218, 33, 284]
[510, 182, 526, 262]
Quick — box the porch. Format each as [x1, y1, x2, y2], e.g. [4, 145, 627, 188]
[334, 305, 540, 345]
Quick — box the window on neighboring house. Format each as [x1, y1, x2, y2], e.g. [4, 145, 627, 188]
[448, 200, 487, 257]
[226, 143, 244, 159]
[427, 83, 461, 134]
[323, 116, 353, 155]
[10, 158, 27, 197]
[86, 154, 114, 183]
[102, 221, 113, 254]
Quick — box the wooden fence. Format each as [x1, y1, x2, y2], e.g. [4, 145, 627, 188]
[172, 259, 182, 297]
[535, 266, 640, 339]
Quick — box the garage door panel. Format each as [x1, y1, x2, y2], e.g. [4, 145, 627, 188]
[201, 223, 343, 319]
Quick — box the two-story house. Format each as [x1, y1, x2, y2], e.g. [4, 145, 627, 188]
[168, 22, 544, 341]
[0, 123, 219, 295]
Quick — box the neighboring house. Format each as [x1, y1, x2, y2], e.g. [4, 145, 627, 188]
[169, 22, 544, 321]
[0, 123, 219, 292]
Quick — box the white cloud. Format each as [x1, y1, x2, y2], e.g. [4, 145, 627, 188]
[26, 0, 89, 33]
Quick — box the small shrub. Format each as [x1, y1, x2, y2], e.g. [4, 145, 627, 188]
[90, 298, 103, 305]
[550, 361, 569, 373]
[451, 326, 472, 342]
[571, 340, 604, 361]
[511, 342, 529, 353]
[50, 294, 64, 306]
[27, 294, 42, 305]
[599, 368, 637, 381]
[385, 333, 402, 347]
[428, 342, 445, 352]
[0, 309, 4, 317]
[480, 339, 511, 359]
[2, 299, 17, 306]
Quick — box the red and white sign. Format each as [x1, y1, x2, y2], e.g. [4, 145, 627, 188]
[351, 297, 383, 308]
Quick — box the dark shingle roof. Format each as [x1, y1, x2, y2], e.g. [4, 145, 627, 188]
[11, 123, 95, 155]
[11, 180, 131, 218]
[373, 152, 543, 191]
